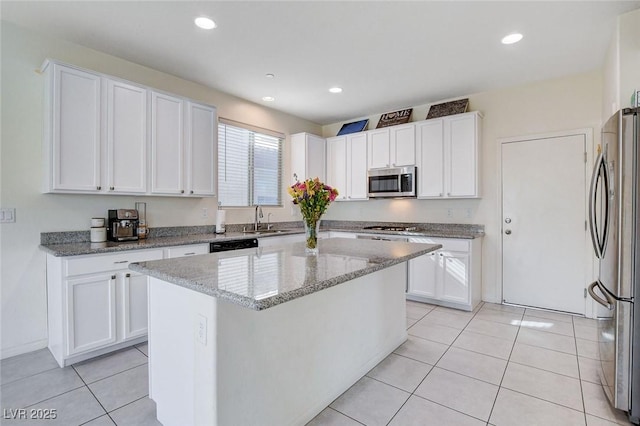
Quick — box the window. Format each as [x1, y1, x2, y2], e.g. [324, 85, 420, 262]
[218, 119, 283, 207]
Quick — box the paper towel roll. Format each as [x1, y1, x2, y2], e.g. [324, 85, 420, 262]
[215, 210, 226, 234]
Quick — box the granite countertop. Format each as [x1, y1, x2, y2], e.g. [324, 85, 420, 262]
[129, 238, 441, 310]
[39, 221, 484, 257]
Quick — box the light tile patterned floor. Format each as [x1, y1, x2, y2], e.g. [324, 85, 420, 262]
[0, 302, 634, 426]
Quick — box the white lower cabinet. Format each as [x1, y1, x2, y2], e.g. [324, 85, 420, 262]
[407, 237, 482, 311]
[47, 244, 209, 367]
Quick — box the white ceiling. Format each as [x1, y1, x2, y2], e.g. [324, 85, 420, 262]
[2, 1, 639, 125]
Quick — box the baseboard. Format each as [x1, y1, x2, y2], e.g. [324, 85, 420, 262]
[1, 339, 48, 360]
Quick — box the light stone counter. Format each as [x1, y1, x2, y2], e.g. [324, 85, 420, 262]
[130, 238, 440, 310]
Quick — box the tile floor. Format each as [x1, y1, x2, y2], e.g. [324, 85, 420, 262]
[0, 301, 634, 426]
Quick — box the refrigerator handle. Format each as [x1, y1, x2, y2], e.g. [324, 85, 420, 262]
[588, 281, 615, 310]
[588, 152, 605, 259]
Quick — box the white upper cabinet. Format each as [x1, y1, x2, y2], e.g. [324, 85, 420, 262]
[390, 123, 416, 167]
[290, 132, 326, 183]
[367, 128, 391, 169]
[106, 79, 147, 193]
[447, 113, 480, 197]
[367, 124, 416, 169]
[416, 111, 481, 199]
[151, 91, 184, 195]
[347, 133, 368, 200]
[185, 102, 217, 196]
[326, 136, 348, 200]
[327, 133, 368, 201]
[416, 119, 445, 197]
[42, 60, 217, 197]
[45, 63, 102, 192]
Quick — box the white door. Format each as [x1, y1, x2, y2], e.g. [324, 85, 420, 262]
[326, 137, 347, 201]
[53, 65, 102, 192]
[121, 272, 148, 340]
[186, 102, 216, 196]
[441, 251, 470, 304]
[416, 120, 445, 198]
[66, 274, 117, 355]
[106, 79, 147, 193]
[347, 133, 369, 200]
[502, 134, 587, 314]
[390, 123, 416, 167]
[151, 91, 184, 195]
[367, 128, 390, 169]
[447, 114, 478, 197]
[408, 253, 439, 298]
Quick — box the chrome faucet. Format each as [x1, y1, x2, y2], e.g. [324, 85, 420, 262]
[254, 205, 263, 231]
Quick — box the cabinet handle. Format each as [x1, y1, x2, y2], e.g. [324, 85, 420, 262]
[111, 275, 116, 280]
[439, 253, 443, 256]
[181, 189, 185, 194]
[184, 252, 196, 256]
[125, 273, 131, 278]
[97, 186, 102, 190]
[439, 193, 443, 197]
[190, 190, 194, 194]
[114, 260, 129, 264]
[447, 192, 451, 196]
[110, 186, 115, 191]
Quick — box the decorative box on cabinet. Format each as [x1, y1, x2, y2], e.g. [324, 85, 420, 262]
[416, 111, 482, 199]
[326, 133, 368, 201]
[290, 133, 326, 183]
[407, 237, 482, 311]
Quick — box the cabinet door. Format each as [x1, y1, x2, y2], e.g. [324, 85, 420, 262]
[66, 274, 116, 355]
[52, 65, 102, 192]
[347, 133, 369, 200]
[151, 91, 184, 195]
[447, 114, 478, 197]
[121, 272, 148, 340]
[326, 137, 348, 201]
[186, 102, 216, 196]
[291, 133, 326, 183]
[440, 251, 470, 304]
[258, 234, 305, 247]
[408, 253, 439, 298]
[367, 128, 390, 169]
[416, 120, 445, 198]
[106, 80, 147, 193]
[390, 123, 416, 167]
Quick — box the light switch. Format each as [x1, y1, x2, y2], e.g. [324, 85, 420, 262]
[196, 314, 207, 345]
[0, 208, 16, 223]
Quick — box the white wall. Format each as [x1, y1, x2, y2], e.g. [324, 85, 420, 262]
[0, 22, 321, 358]
[619, 9, 640, 109]
[322, 71, 603, 304]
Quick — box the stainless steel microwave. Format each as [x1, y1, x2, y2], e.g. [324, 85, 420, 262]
[367, 166, 417, 198]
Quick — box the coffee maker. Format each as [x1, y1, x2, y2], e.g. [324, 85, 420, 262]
[107, 209, 139, 242]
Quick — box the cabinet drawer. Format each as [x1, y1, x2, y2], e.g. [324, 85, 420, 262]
[65, 249, 164, 276]
[165, 244, 209, 258]
[408, 237, 470, 252]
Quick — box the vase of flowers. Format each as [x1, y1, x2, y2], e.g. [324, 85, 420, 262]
[288, 177, 339, 254]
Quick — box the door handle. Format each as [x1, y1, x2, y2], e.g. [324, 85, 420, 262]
[505, 229, 512, 235]
[588, 281, 614, 310]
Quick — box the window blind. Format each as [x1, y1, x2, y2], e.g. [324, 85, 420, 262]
[218, 120, 283, 207]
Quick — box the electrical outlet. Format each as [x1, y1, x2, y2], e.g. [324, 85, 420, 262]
[202, 208, 208, 218]
[0, 208, 16, 223]
[465, 208, 472, 218]
[196, 314, 207, 345]
[446, 208, 453, 218]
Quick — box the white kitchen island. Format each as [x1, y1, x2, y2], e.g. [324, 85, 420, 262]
[130, 238, 439, 426]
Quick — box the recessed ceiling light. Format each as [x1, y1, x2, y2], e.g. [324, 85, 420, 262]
[501, 33, 523, 45]
[195, 17, 216, 30]
[266, 73, 275, 78]
[329, 87, 343, 94]
[262, 96, 275, 102]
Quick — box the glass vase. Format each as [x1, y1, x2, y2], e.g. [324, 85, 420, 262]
[304, 219, 321, 255]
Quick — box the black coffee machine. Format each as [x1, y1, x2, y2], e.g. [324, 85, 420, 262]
[107, 209, 139, 242]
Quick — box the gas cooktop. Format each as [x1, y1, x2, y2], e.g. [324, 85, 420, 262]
[362, 226, 417, 232]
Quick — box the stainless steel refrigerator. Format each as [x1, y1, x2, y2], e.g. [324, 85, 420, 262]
[588, 107, 640, 424]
